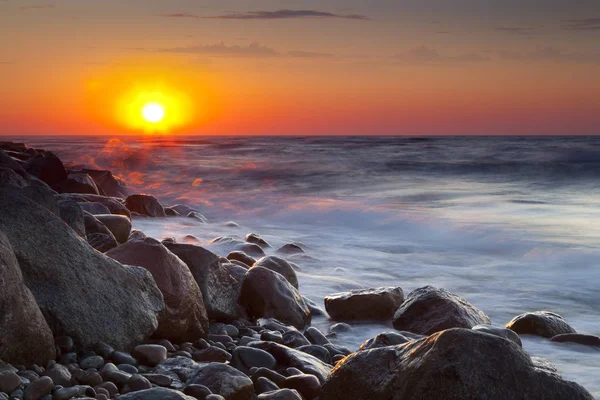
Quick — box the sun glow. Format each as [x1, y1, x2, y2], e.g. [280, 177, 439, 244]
[142, 102, 165, 123]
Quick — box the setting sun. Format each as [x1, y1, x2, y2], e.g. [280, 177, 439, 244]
[142, 102, 165, 124]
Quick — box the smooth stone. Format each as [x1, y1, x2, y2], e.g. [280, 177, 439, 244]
[244, 233, 271, 248]
[359, 332, 411, 351]
[254, 377, 279, 394]
[304, 327, 330, 346]
[284, 368, 303, 377]
[183, 383, 212, 399]
[142, 373, 172, 387]
[124, 194, 166, 218]
[275, 244, 304, 256]
[79, 356, 105, 370]
[122, 374, 153, 393]
[506, 311, 576, 338]
[235, 243, 265, 258]
[302, 298, 325, 316]
[133, 345, 168, 367]
[55, 173, 100, 195]
[328, 323, 351, 334]
[119, 364, 139, 374]
[296, 346, 331, 364]
[94, 382, 118, 397]
[23, 376, 53, 400]
[94, 214, 132, 244]
[226, 251, 255, 268]
[250, 368, 286, 387]
[52, 386, 80, 400]
[192, 347, 231, 363]
[323, 344, 351, 357]
[55, 337, 74, 354]
[260, 331, 283, 344]
[231, 347, 276, 374]
[257, 389, 302, 400]
[187, 363, 254, 400]
[75, 370, 102, 387]
[41, 364, 71, 387]
[551, 333, 600, 347]
[283, 374, 321, 399]
[117, 387, 197, 399]
[0, 372, 21, 394]
[472, 324, 522, 347]
[325, 287, 404, 321]
[251, 256, 298, 289]
[282, 331, 310, 349]
[111, 352, 137, 366]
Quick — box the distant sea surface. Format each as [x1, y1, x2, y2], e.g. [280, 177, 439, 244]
[14, 135, 600, 396]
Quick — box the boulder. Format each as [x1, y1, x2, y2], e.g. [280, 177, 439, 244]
[506, 311, 576, 338]
[79, 201, 111, 215]
[95, 214, 131, 244]
[57, 193, 131, 218]
[79, 169, 128, 198]
[258, 389, 302, 400]
[187, 211, 208, 223]
[164, 243, 247, 321]
[321, 328, 594, 400]
[276, 244, 304, 256]
[325, 287, 404, 321]
[55, 173, 100, 195]
[472, 324, 522, 347]
[133, 345, 168, 367]
[231, 346, 276, 374]
[23, 375, 54, 400]
[551, 333, 600, 347]
[117, 388, 197, 400]
[392, 286, 490, 335]
[125, 194, 166, 217]
[0, 189, 164, 351]
[0, 231, 56, 366]
[240, 267, 311, 330]
[252, 256, 298, 289]
[245, 233, 271, 248]
[236, 243, 265, 258]
[0, 149, 28, 179]
[83, 212, 119, 252]
[106, 237, 208, 342]
[24, 151, 67, 186]
[226, 251, 256, 268]
[169, 204, 197, 216]
[358, 332, 412, 351]
[57, 200, 86, 238]
[187, 363, 254, 400]
[0, 166, 28, 188]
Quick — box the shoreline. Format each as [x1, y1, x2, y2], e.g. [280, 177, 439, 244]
[0, 140, 597, 399]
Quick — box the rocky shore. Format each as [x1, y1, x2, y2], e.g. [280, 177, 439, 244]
[0, 141, 597, 399]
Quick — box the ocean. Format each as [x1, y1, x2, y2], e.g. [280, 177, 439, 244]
[13, 135, 600, 396]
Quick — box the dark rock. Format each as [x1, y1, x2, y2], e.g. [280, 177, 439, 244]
[170, 204, 197, 216]
[184, 384, 212, 399]
[0, 372, 21, 394]
[240, 267, 311, 330]
[275, 244, 304, 256]
[283, 374, 320, 400]
[0, 166, 28, 188]
[235, 243, 265, 258]
[78, 169, 128, 198]
[23, 376, 53, 400]
[328, 323, 351, 334]
[133, 345, 167, 367]
[302, 298, 324, 316]
[129, 230, 147, 241]
[192, 347, 230, 363]
[226, 251, 256, 268]
[261, 331, 284, 344]
[95, 214, 131, 244]
[472, 324, 522, 347]
[55, 336, 74, 354]
[119, 364, 140, 373]
[79, 355, 104, 370]
[142, 373, 172, 387]
[250, 368, 286, 387]
[296, 345, 330, 364]
[15, 185, 59, 214]
[78, 201, 111, 215]
[106, 237, 208, 342]
[125, 194, 166, 218]
[304, 327, 330, 346]
[87, 232, 119, 253]
[244, 233, 271, 249]
[0, 231, 56, 366]
[42, 363, 71, 386]
[57, 193, 131, 218]
[282, 331, 311, 348]
[249, 341, 332, 384]
[255, 377, 279, 394]
[252, 256, 298, 289]
[551, 333, 600, 347]
[392, 286, 490, 335]
[164, 243, 246, 322]
[57, 200, 86, 237]
[257, 389, 302, 400]
[323, 344, 351, 358]
[122, 374, 153, 393]
[231, 347, 276, 375]
[151, 357, 203, 390]
[187, 211, 208, 223]
[321, 328, 594, 400]
[94, 342, 115, 359]
[117, 387, 197, 399]
[0, 188, 163, 351]
[94, 381, 118, 397]
[359, 332, 411, 351]
[325, 287, 403, 321]
[165, 208, 180, 217]
[75, 370, 102, 386]
[55, 173, 100, 195]
[506, 311, 576, 338]
[187, 363, 254, 400]
[24, 152, 67, 187]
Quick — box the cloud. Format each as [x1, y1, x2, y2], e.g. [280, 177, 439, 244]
[286, 50, 333, 58]
[496, 26, 535, 35]
[19, 4, 53, 11]
[499, 46, 600, 63]
[161, 9, 369, 21]
[155, 42, 334, 59]
[562, 18, 600, 31]
[396, 45, 490, 64]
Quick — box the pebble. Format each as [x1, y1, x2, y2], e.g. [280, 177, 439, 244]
[133, 344, 168, 367]
[0, 372, 21, 394]
[283, 374, 321, 399]
[192, 347, 231, 363]
[231, 347, 276, 374]
[183, 384, 212, 398]
[79, 356, 105, 370]
[255, 377, 279, 394]
[23, 376, 53, 400]
[329, 323, 352, 334]
[110, 352, 137, 366]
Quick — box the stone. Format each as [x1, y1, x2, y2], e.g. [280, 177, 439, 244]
[183, 384, 212, 398]
[0, 372, 21, 394]
[240, 267, 311, 330]
[472, 324, 522, 347]
[551, 333, 600, 347]
[0, 231, 56, 366]
[169, 204, 197, 216]
[187, 211, 208, 223]
[255, 377, 279, 394]
[0, 189, 164, 351]
[282, 331, 310, 348]
[78, 201, 111, 215]
[165, 208, 180, 217]
[87, 232, 119, 253]
[257, 389, 302, 400]
[24, 152, 67, 187]
[55, 173, 100, 195]
[296, 345, 330, 364]
[304, 327, 330, 346]
[392, 286, 490, 335]
[57, 193, 131, 218]
[359, 332, 412, 351]
[117, 387, 197, 400]
[94, 214, 131, 244]
[42, 363, 71, 386]
[226, 251, 256, 268]
[192, 347, 231, 363]
[235, 243, 265, 258]
[328, 323, 351, 334]
[275, 244, 304, 256]
[325, 287, 404, 321]
[22, 376, 53, 400]
[506, 311, 576, 338]
[142, 373, 172, 387]
[187, 363, 254, 400]
[106, 237, 208, 342]
[57, 200, 86, 237]
[133, 345, 168, 367]
[302, 298, 324, 316]
[321, 328, 595, 400]
[151, 357, 202, 390]
[125, 194, 166, 217]
[79, 355, 105, 370]
[0, 166, 28, 188]
[244, 233, 271, 248]
[78, 169, 128, 198]
[252, 256, 298, 289]
[122, 374, 153, 393]
[231, 347, 276, 375]
[282, 374, 320, 400]
[250, 368, 286, 387]
[164, 243, 247, 321]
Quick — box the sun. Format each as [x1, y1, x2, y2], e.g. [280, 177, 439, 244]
[142, 102, 165, 123]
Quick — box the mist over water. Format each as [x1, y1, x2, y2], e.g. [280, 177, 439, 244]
[17, 135, 600, 397]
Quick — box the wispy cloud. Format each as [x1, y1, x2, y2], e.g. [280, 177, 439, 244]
[396, 45, 490, 64]
[499, 46, 600, 63]
[160, 9, 369, 21]
[562, 18, 600, 31]
[496, 26, 535, 35]
[19, 4, 53, 11]
[155, 42, 334, 59]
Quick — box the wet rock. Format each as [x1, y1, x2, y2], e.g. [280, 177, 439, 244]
[282, 331, 310, 348]
[392, 286, 490, 335]
[106, 237, 208, 342]
[257, 389, 302, 400]
[226, 251, 256, 268]
[252, 256, 298, 289]
[187, 363, 254, 400]
[57, 200, 86, 237]
[118, 387, 197, 399]
[240, 267, 311, 330]
[275, 244, 304, 256]
[296, 346, 330, 364]
[506, 311, 576, 338]
[328, 323, 351, 334]
[122, 374, 153, 393]
[165, 208, 180, 217]
[78, 169, 128, 198]
[133, 345, 168, 367]
[55, 173, 100, 195]
[79, 355, 105, 370]
[245, 233, 271, 249]
[551, 333, 600, 347]
[183, 384, 212, 399]
[187, 211, 208, 223]
[283, 374, 320, 400]
[164, 243, 246, 322]
[255, 376, 279, 394]
[151, 357, 203, 390]
[325, 287, 404, 321]
[0, 231, 56, 366]
[170, 204, 197, 216]
[125, 194, 167, 218]
[192, 347, 230, 363]
[142, 373, 172, 387]
[57, 193, 131, 218]
[87, 232, 119, 253]
[235, 244, 265, 258]
[231, 347, 276, 375]
[24, 152, 67, 187]
[321, 328, 594, 400]
[304, 327, 330, 346]
[358, 332, 411, 351]
[95, 214, 131, 244]
[472, 324, 522, 347]
[0, 166, 28, 188]
[0, 372, 21, 394]
[302, 298, 324, 316]
[0, 189, 164, 351]
[23, 376, 53, 400]
[78, 201, 111, 215]
[42, 363, 71, 386]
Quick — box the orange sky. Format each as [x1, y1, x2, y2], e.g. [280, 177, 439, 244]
[1, 0, 600, 135]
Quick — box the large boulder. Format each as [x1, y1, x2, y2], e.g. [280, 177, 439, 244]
[57, 200, 86, 238]
[57, 193, 131, 218]
[0, 166, 28, 188]
[321, 328, 594, 400]
[79, 169, 128, 198]
[125, 194, 166, 217]
[325, 287, 404, 321]
[95, 214, 132, 244]
[106, 237, 209, 342]
[252, 256, 298, 289]
[506, 311, 576, 338]
[164, 242, 247, 322]
[0, 231, 56, 366]
[0, 189, 164, 351]
[240, 267, 311, 330]
[55, 173, 100, 195]
[392, 286, 490, 335]
[24, 151, 67, 187]
[83, 212, 119, 252]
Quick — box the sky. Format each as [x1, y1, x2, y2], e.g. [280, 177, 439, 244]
[1, 0, 599, 135]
